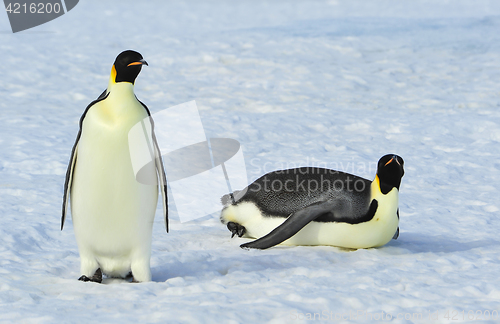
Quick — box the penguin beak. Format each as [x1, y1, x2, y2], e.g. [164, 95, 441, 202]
[127, 59, 148, 67]
[384, 155, 402, 167]
[384, 157, 394, 167]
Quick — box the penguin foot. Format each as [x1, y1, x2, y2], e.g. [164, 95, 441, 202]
[78, 268, 102, 283]
[227, 222, 246, 238]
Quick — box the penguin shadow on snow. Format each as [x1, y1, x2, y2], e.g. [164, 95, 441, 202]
[100, 277, 135, 284]
[149, 236, 410, 283]
[105, 234, 494, 283]
[151, 246, 349, 282]
[150, 254, 278, 282]
[387, 232, 498, 254]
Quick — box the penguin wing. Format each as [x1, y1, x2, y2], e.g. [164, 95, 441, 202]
[240, 199, 379, 250]
[61, 132, 79, 230]
[240, 201, 339, 250]
[138, 99, 169, 232]
[152, 127, 169, 232]
[392, 227, 399, 239]
[61, 90, 109, 230]
[392, 209, 399, 239]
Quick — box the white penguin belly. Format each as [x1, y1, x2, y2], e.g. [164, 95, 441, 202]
[70, 89, 158, 278]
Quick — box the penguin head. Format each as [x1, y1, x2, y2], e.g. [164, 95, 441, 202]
[376, 154, 404, 194]
[112, 50, 148, 84]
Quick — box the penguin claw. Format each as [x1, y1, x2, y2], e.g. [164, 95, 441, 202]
[227, 222, 246, 238]
[78, 268, 102, 283]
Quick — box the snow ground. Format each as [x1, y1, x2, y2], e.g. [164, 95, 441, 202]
[1, 0, 500, 323]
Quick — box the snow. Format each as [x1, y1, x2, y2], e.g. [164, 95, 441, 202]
[1, 0, 500, 322]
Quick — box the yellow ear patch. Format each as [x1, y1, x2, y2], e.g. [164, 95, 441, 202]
[110, 65, 117, 84]
[127, 61, 144, 67]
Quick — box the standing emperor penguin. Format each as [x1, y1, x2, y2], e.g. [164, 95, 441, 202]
[61, 50, 168, 283]
[220, 154, 404, 250]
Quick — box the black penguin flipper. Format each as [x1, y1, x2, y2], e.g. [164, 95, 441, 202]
[392, 227, 399, 240]
[240, 201, 337, 250]
[153, 129, 168, 232]
[96, 89, 108, 100]
[61, 131, 79, 230]
[138, 100, 169, 233]
[61, 90, 109, 230]
[392, 209, 399, 239]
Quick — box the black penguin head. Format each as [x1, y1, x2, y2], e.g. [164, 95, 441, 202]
[376, 154, 404, 194]
[112, 50, 148, 84]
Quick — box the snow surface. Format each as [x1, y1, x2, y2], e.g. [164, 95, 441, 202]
[1, 0, 500, 323]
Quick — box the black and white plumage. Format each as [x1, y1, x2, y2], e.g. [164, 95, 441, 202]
[220, 154, 403, 250]
[62, 50, 168, 283]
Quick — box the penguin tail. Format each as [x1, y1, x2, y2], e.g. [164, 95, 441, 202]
[221, 189, 245, 206]
[221, 193, 235, 206]
[240, 201, 336, 250]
